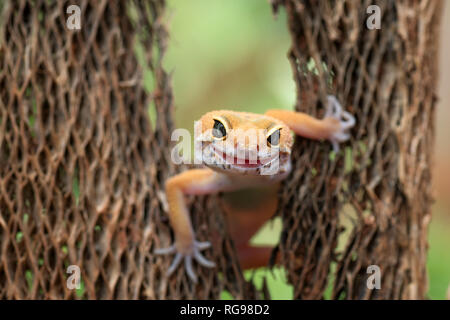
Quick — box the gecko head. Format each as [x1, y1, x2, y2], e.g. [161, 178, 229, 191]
[195, 110, 293, 176]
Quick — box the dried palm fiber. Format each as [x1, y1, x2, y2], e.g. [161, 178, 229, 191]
[0, 0, 256, 299]
[271, 0, 442, 299]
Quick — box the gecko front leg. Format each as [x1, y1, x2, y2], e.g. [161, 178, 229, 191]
[266, 95, 355, 151]
[155, 168, 234, 283]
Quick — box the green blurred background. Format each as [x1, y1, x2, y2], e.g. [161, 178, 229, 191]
[163, 0, 450, 299]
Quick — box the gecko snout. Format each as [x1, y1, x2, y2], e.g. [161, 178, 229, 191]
[234, 137, 260, 158]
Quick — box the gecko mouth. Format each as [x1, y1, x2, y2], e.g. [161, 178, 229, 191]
[212, 147, 277, 169]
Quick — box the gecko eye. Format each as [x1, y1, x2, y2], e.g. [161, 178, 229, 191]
[267, 129, 281, 147]
[212, 119, 227, 140]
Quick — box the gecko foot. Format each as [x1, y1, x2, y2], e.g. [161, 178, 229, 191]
[324, 95, 356, 152]
[154, 240, 216, 283]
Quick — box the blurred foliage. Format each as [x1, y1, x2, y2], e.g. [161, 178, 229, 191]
[427, 208, 450, 299]
[164, 0, 295, 131]
[162, 0, 450, 299]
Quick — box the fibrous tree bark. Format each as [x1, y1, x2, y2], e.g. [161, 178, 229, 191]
[0, 0, 258, 300]
[271, 0, 442, 299]
[0, 0, 162, 299]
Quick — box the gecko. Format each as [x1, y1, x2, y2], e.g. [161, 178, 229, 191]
[155, 95, 355, 283]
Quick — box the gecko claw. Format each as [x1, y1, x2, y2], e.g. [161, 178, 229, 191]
[195, 241, 212, 250]
[325, 95, 356, 152]
[194, 249, 216, 268]
[185, 255, 197, 283]
[154, 240, 216, 282]
[167, 252, 183, 276]
[154, 245, 176, 255]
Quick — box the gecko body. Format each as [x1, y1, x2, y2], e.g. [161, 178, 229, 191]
[155, 96, 355, 283]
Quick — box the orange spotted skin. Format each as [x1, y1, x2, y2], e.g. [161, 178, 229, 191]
[265, 109, 341, 141]
[156, 97, 355, 283]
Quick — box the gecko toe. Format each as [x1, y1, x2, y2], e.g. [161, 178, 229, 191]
[326, 95, 342, 117]
[185, 255, 198, 283]
[340, 111, 355, 129]
[154, 245, 176, 255]
[331, 140, 340, 153]
[324, 95, 355, 151]
[195, 241, 212, 250]
[334, 131, 350, 141]
[194, 250, 216, 268]
[167, 252, 183, 276]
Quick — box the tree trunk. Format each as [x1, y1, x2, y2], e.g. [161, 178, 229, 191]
[0, 0, 174, 299]
[272, 0, 442, 299]
[0, 0, 259, 300]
